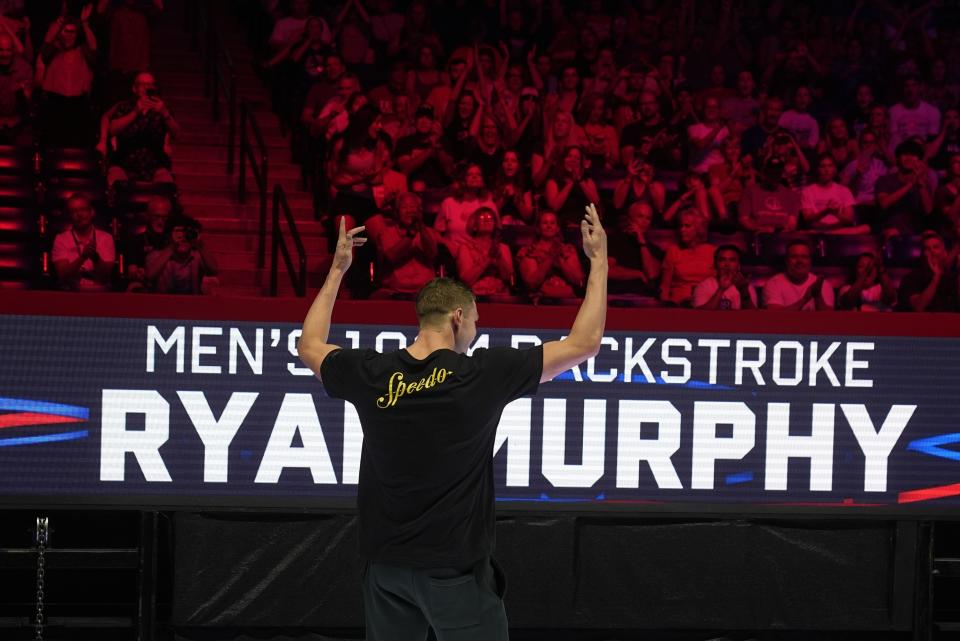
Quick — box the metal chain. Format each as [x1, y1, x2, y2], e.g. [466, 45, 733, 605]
[34, 516, 48, 641]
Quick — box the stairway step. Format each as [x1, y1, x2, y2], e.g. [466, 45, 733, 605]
[175, 158, 302, 178]
[181, 190, 313, 209]
[179, 174, 303, 193]
[173, 141, 293, 162]
[190, 213, 324, 234]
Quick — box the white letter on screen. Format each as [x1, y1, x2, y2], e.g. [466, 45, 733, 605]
[764, 403, 835, 491]
[843, 404, 916, 492]
[191, 327, 222, 374]
[511, 334, 542, 349]
[255, 394, 337, 484]
[342, 401, 363, 485]
[287, 329, 314, 376]
[229, 328, 263, 375]
[772, 341, 804, 386]
[623, 337, 656, 383]
[735, 341, 766, 385]
[146, 325, 184, 373]
[493, 399, 532, 487]
[808, 341, 841, 387]
[376, 331, 407, 353]
[845, 342, 874, 388]
[587, 337, 619, 382]
[697, 339, 730, 385]
[542, 399, 606, 488]
[178, 391, 258, 483]
[691, 402, 756, 490]
[616, 400, 683, 489]
[467, 333, 490, 355]
[100, 390, 171, 482]
[660, 338, 692, 384]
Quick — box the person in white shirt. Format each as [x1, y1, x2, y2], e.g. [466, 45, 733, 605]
[778, 85, 819, 150]
[801, 155, 869, 233]
[52, 194, 115, 291]
[762, 239, 834, 311]
[693, 244, 757, 310]
[889, 76, 941, 151]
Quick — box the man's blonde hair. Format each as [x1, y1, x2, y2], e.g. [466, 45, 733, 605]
[415, 278, 475, 327]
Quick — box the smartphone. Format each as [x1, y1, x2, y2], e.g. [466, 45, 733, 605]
[146, 88, 160, 99]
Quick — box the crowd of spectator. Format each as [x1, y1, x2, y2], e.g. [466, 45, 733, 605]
[0, 0, 218, 294]
[249, 0, 960, 311]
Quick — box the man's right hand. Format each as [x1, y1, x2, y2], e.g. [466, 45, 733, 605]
[332, 216, 366, 272]
[581, 203, 607, 262]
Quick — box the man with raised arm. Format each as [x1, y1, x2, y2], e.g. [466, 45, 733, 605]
[297, 205, 607, 641]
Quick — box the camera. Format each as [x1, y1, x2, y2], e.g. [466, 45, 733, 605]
[146, 87, 160, 99]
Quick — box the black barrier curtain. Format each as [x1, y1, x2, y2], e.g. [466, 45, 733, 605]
[172, 514, 906, 633]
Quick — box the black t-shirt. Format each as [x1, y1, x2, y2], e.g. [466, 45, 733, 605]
[619, 120, 683, 170]
[608, 231, 663, 296]
[320, 344, 543, 567]
[897, 267, 958, 312]
[395, 133, 448, 188]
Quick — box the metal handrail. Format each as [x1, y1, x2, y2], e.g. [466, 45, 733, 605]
[238, 100, 269, 268]
[270, 184, 307, 297]
[196, 0, 237, 174]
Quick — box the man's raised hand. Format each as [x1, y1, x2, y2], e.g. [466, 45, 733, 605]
[581, 202, 607, 262]
[332, 216, 366, 272]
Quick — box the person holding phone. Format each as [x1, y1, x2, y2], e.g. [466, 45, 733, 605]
[105, 71, 178, 186]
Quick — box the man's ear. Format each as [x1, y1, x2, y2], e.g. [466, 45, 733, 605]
[451, 307, 463, 332]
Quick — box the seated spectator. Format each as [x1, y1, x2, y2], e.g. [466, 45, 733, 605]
[693, 245, 757, 310]
[800, 155, 867, 234]
[762, 239, 834, 311]
[368, 60, 414, 115]
[52, 193, 114, 291]
[738, 156, 801, 233]
[517, 210, 583, 300]
[491, 149, 533, 225]
[394, 103, 450, 190]
[926, 107, 960, 173]
[544, 145, 601, 229]
[365, 192, 439, 298]
[472, 116, 505, 183]
[619, 90, 683, 172]
[659, 210, 715, 306]
[742, 96, 786, 158]
[837, 251, 896, 312]
[145, 214, 218, 295]
[760, 130, 810, 190]
[687, 96, 729, 173]
[608, 201, 661, 297]
[778, 85, 819, 151]
[817, 116, 858, 167]
[721, 70, 760, 135]
[0, 31, 31, 145]
[122, 195, 172, 292]
[454, 206, 513, 296]
[613, 159, 665, 215]
[664, 171, 725, 227]
[36, 11, 97, 147]
[897, 230, 959, 312]
[579, 93, 618, 171]
[889, 76, 940, 151]
[875, 140, 937, 237]
[106, 72, 179, 186]
[531, 109, 583, 188]
[840, 129, 889, 228]
[935, 153, 960, 224]
[434, 163, 497, 249]
[708, 137, 755, 219]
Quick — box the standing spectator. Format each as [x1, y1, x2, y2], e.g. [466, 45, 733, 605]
[619, 91, 683, 170]
[659, 210, 715, 306]
[434, 163, 497, 250]
[36, 11, 97, 147]
[738, 156, 800, 233]
[608, 201, 661, 297]
[778, 85, 819, 151]
[517, 210, 583, 300]
[664, 171, 725, 227]
[299, 53, 347, 133]
[95, 0, 163, 105]
[106, 72, 179, 185]
[327, 104, 392, 228]
[52, 194, 115, 292]
[875, 140, 937, 237]
[0, 31, 31, 145]
[407, 43, 444, 103]
[708, 137, 755, 219]
[687, 96, 730, 174]
[491, 149, 533, 225]
[722, 70, 761, 135]
[897, 231, 959, 312]
[800, 155, 865, 234]
[925, 107, 960, 173]
[762, 239, 834, 311]
[889, 76, 941, 151]
[579, 93, 617, 171]
[544, 145, 601, 229]
[268, 0, 329, 52]
[146, 215, 218, 295]
[394, 104, 449, 190]
[453, 206, 513, 296]
[837, 252, 896, 312]
[472, 116, 505, 183]
[531, 109, 583, 188]
[365, 192, 439, 298]
[693, 245, 757, 310]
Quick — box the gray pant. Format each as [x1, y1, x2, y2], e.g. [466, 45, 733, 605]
[362, 557, 509, 641]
